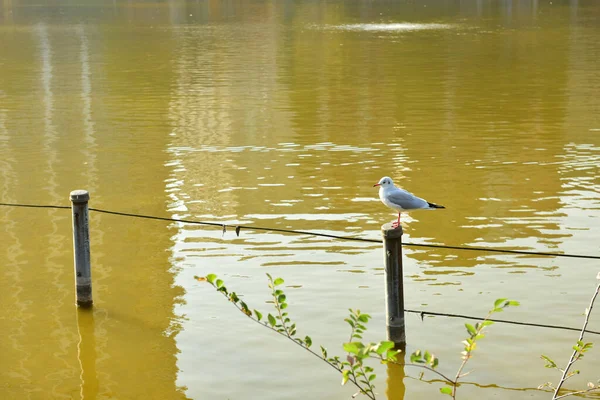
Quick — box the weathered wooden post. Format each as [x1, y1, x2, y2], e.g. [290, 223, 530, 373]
[70, 190, 93, 308]
[382, 223, 405, 347]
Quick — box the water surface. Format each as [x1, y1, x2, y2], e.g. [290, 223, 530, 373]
[1, 1, 599, 399]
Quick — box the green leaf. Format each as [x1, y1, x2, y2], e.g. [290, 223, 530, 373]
[465, 323, 476, 336]
[494, 298, 507, 308]
[254, 310, 263, 321]
[268, 314, 276, 327]
[215, 279, 224, 289]
[344, 342, 361, 354]
[277, 294, 286, 303]
[305, 336, 312, 348]
[206, 274, 217, 285]
[440, 386, 453, 396]
[387, 350, 400, 362]
[376, 341, 395, 355]
[410, 351, 423, 363]
[481, 320, 494, 327]
[541, 355, 557, 369]
[345, 319, 355, 328]
[274, 277, 284, 286]
[321, 346, 328, 358]
[358, 314, 371, 323]
[424, 351, 432, 363]
[280, 303, 288, 310]
[507, 300, 520, 307]
[341, 370, 350, 386]
[369, 374, 376, 382]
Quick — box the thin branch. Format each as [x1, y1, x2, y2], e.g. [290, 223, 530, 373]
[212, 287, 374, 398]
[552, 281, 600, 399]
[451, 311, 492, 399]
[554, 387, 600, 400]
[389, 360, 455, 384]
[270, 279, 292, 337]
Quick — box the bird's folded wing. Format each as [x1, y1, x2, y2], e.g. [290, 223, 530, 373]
[386, 190, 428, 209]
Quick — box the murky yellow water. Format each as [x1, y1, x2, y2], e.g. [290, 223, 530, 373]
[1, 1, 600, 399]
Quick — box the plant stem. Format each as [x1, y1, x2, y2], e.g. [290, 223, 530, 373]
[552, 282, 600, 399]
[345, 316, 376, 398]
[555, 387, 600, 400]
[451, 311, 493, 399]
[358, 363, 376, 398]
[212, 285, 375, 399]
[269, 277, 291, 337]
[394, 362, 455, 384]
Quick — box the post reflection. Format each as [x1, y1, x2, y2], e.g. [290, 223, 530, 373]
[386, 346, 406, 400]
[76, 308, 99, 400]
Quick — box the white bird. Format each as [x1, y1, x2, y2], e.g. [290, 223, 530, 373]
[373, 176, 445, 228]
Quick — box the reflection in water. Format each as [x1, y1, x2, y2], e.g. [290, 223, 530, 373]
[35, 23, 79, 399]
[556, 143, 600, 258]
[333, 23, 453, 32]
[77, 24, 97, 191]
[0, 93, 32, 396]
[386, 352, 406, 400]
[76, 308, 98, 400]
[35, 23, 59, 202]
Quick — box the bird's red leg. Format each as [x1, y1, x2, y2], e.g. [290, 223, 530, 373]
[392, 213, 401, 228]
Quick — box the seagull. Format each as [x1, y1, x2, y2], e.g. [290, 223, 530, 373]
[373, 176, 445, 228]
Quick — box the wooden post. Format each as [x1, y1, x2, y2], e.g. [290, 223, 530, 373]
[382, 223, 405, 347]
[71, 190, 93, 308]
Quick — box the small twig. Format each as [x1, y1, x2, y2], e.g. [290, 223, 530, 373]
[450, 310, 491, 399]
[210, 282, 374, 399]
[401, 363, 455, 384]
[552, 281, 600, 399]
[555, 387, 600, 400]
[269, 277, 291, 337]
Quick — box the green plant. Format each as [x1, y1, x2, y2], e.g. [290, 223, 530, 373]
[539, 273, 600, 399]
[365, 298, 519, 399]
[198, 273, 397, 399]
[339, 309, 401, 398]
[200, 273, 522, 399]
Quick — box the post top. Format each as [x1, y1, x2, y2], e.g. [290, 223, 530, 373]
[381, 223, 403, 238]
[70, 190, 90, 203]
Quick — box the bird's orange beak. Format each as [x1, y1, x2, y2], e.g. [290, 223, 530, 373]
[373, 183, 380, 187]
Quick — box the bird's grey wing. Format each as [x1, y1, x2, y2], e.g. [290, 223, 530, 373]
[386, 189, 428, 209]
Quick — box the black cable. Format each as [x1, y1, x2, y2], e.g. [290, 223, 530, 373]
[1, 202, 599, 260]
[2, 202, 599, 336]
[401, 242, 600, 260]
[405, 309, 600, 336]
[0, 202, 71, 210]
[89, 207, 600, 260]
